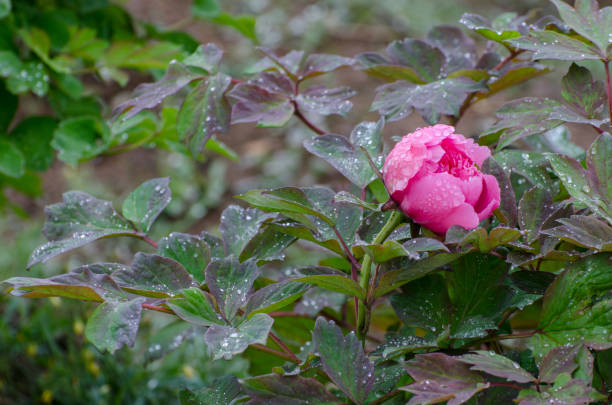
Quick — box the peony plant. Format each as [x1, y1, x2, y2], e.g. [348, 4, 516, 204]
[3, 1, 612, 404]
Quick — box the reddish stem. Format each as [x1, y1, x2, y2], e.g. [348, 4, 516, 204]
[252, 344, 300, 363]
[604, 59, 612, 126]
[136, 233, 159, 249]
[293, 101, 326, 135]
[489, 382, 526, 391]
[269, 332, 301, 363]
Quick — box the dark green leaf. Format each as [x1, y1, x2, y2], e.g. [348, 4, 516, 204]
[458, 351, 535, 383]
[239, 225, 296, 263]
[539, 345, 581, 384]
[242, 374, 338, 405]
[482, 157, 517, 227]
[550, 0, 612, 55]
[122, 177, 171, 233]
[177, 73, 231, 155]
[523, 125, 585, 159]
[372, 77, 486, 124]
[204, 313, 273, 360]
[426, 25, 477, 72]
[494, 150, 556, 192]
[587, 133, 612, 216]
[0, 81, 17, 132]
[531, 253, 612, 359]
[206, 256, 259, 321]
[51, 117, 107, 166]
[542, 215, 612, 251]
[6, 62, 50, 96]
[509, 30, 602, 60]
[245, 281, 310, 316]
[0, 139, 24, 178]
[158, 232, 211, 284]
[300, 53, 354, 79]
[167, 287, 224, 326]
[459, 13, 522, 43]
[0, 50, 21, 77]
[180, 376, 241, 405]
[113, 253, 197, 298]
[85, 298, 145, 353]
[518, 186, 554, 244]
[28, 191, 134, 268]
[561, 63, 606, 119]
[403, 353, 488, 404]
[304, 134, 377, 188]
[509, 271, 556, 295]
[386, 38, 444, 82]
[517, 373, 605, 404]
[146, 321, 199, 362]
[333, 191, 380, 212]
[294, 267, 366, 299]
[4, 263, 126, 301]
[220, 205, 275, 258]
[313, 317, 373, 404]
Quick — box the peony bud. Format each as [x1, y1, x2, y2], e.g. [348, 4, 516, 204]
[383, 124, 500, 235]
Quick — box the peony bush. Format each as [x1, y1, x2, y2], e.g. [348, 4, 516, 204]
[4, 0, 612, 404]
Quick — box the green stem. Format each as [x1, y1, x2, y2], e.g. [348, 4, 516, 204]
[356, 209, 403, 342]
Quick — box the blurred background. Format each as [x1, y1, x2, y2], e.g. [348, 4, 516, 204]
[0, 0, 600, 403]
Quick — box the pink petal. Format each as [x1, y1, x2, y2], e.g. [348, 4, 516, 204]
[474, 174, 501, 221]
[459, 174, 484, 206]
[425, 203, 480, 235]
[383, 140, 427, 195]
[399, 172, 465, 223]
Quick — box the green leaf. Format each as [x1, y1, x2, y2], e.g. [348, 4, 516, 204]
[211, 13, 257, 42]
[167, 287, 225, 326]
[102, 40, 182, 70]
[372, 77, 486, 124]
[518, 186, 554, 244]
[542, 215, 612, 251]
[239, 224, 296, 263]
[204, 313, 273, 360]
[482, 157, 517, 227]
[206, 256, 259, 321]
[530, 253, 612, 359]
[402, 353, 489, 405]
[390, 273, 450, 337]
[28, 191, 134, 268]
[158, 232, 211, 284]
[509, 30, 603, 60]
[179, 376, 241, 405]
[354, 238, 448, 263]
[303, 134, 377, 188]
[550, 0, 612, 56]
[0, 82, 17, 132]
[587, 133, 612, 217]
[121, 177, 171, 233]
[146, 321, 198, 362]
[177, 73, 231, 156]
[113, 253, 197, 298]
[219, 205, 275, 257]
[85, 298, 145, 353]
[0, 139, 24, 178]
[494, 150, 557, 193]
[114, 62, 202, 121]
[517, 373, 606, 404]
[6, 62, 50, 96]
[458, 351, 535, 383]
[0, 0, 10, 19]
[539, 345, 582, 384]
[242, 374, 338, 405]
[183, 43, 223, 73]
[333, 191, 380, 212]
[0, 50, 21, 77]
[300, 53, 354, 80]
[294, 267, 366, 299]
[447, 254, 513, 339]
[561, 63, 606, 120]
[481, 65, 551, 99]
[313, 317, 373, 404]
[245, 281, 311, 316]
[296, 85, 355, 117]
[191, 0, 220, 18]
[3, 263, 127, 302]
[459, 13, 522, 43]
[51, 117, 107, 166]
[374, 252, 464, 298]
[386, 38, 444, 82]
[523, 125, 585, 159]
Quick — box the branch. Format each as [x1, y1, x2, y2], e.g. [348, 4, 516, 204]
[142, 303, 174, 314]
[136, 233, 159, 249]
[293, 101, 326, 135]
[252, 344, 301, 363]
[269, 332, 301, 363]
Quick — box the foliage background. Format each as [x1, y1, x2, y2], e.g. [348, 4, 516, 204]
[0, 0, 604, 403]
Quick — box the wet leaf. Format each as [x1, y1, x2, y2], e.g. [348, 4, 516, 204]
[245, 281, 310, 316]
[122, 177, 171, 233]
[167, 287, 225, 326]
[459, 13, 522, 43]
[113, 253, 197, 298]
[517, 373, 605, 404]
[300, 53, 354, 79]
[0, 139, 24, 178]
[458, 351, 535, 383]
[509, 30, 602, 60]
[182, 43, 223, 73]
[296, 85, 355, 116]
[204, 313, 273, 360]
[85, 297, 145, 354]
[28, 191, 135, 268]
[542, 215, 612, 251]
[242, 374, 338, 404]
[179, 376, 241, 405]
[146, 321, 199, 362]
[220, 205, 276, 257]
[561, 63, 606, 120]
[313, 317, 374, 404]
[538, 345, 582, 383]
[6, 61, 50, 96]
[482, 157, 517, 227]
[518, 186, 554, 244]
[530, 253, 612, 359]
[294, 267, 365, 300]
[587, 133, 612, 217]
[386, 38, 444, 82]
[206, 256, 259, 321]
[158, 232, 211, 284]
[402, 352, 489, 405]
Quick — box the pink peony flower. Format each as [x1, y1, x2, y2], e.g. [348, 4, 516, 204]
[382, 124, 500, 235]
